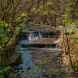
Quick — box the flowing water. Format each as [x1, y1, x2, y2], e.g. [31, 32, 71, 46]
[15, 32, 42, 78]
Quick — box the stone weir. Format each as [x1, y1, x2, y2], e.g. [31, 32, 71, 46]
[16, 30, 62, 71]
[29, 47, 62, 68]
[11, 25, 66, 78]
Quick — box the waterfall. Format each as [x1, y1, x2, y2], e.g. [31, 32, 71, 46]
[15, 32, 43, 78]
[28, 32, 42, 42]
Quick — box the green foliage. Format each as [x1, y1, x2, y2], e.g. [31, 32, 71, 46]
[0, 73, 5, 78]
[64, 0, 78, 25]
[0, 21, 11, 47]
[0, 65, 11, 78]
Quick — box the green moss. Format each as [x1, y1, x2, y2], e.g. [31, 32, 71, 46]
[72, 63, 78, 72]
